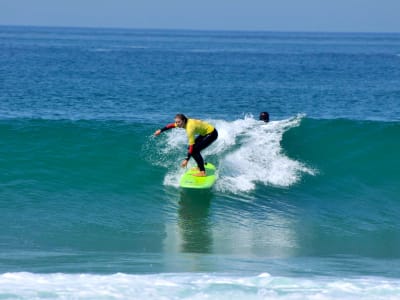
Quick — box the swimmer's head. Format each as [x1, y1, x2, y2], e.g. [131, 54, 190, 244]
[259, 112, 269, 123]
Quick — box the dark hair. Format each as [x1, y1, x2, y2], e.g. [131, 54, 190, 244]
[259, 112, 269, 122]
[175, 113, 188, 124]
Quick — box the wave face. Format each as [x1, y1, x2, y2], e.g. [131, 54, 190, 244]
[2, 116, 397, 197]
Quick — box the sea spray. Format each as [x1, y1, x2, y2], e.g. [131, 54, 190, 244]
[154, 115, 315, 192]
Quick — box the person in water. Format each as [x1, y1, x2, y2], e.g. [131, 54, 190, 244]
[154, 114, 218, 177]
[259, 111, 269, 123]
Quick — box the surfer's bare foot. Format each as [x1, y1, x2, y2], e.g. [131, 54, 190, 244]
[191, 167, 200, 171]
[193, 171, 206, 177]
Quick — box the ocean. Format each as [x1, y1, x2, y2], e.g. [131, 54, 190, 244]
[0, 25, 400, 299]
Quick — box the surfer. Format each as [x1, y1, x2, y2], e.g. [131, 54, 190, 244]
[259, 111, 269, 123]
[154, 114, 218, 177]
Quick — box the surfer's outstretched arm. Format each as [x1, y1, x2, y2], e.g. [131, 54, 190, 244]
[154, 123, 176, 136]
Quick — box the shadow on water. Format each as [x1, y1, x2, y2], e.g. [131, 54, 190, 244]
[177, 189, 214, 254]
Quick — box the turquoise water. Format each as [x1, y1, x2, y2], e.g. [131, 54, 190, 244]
[1, 26, 400, 299]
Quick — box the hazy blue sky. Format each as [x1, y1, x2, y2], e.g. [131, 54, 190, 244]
[1, 0, 399, 32]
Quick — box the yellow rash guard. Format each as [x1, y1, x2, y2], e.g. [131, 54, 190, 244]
[184, 119, 215, 145]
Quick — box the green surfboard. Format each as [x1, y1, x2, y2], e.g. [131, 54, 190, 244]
[179, 162, 217, 189]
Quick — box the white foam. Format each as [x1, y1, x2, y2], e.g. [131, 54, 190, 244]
[160, 115, 315, 192]
[1, 272, 400, 300]
[217, 115, 315, 192]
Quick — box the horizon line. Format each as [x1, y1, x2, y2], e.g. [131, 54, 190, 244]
[1, 23, 400, 35]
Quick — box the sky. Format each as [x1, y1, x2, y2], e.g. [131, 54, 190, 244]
[0, 0, 399, 32]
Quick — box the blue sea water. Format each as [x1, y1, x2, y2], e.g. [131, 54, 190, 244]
[0, 26, 400, 299]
